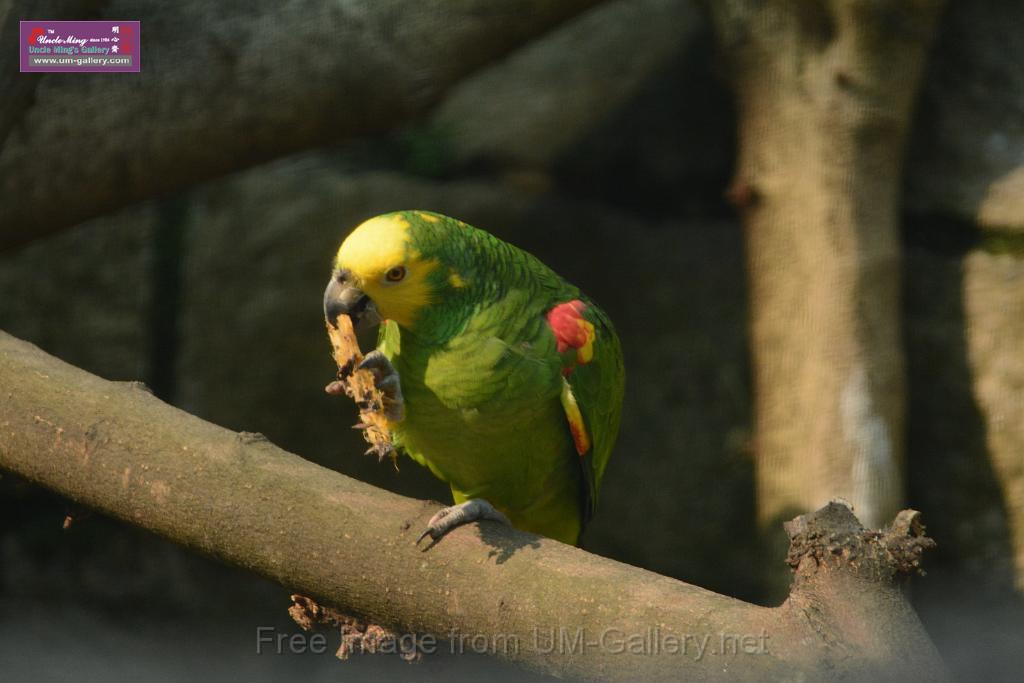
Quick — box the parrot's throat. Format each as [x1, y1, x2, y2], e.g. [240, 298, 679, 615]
[383, 278, 477, 346]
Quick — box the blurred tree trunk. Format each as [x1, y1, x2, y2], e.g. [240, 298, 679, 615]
[901, 0, 1024, 600]
[964, 250, 1024, 590]
[707, 1, 945, 596]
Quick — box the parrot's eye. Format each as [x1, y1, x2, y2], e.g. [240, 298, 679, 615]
[385, 266, 407, 282]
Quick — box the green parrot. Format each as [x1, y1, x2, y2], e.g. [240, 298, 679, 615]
[323, 211, 624, 545]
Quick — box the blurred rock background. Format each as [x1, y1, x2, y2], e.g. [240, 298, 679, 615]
[1, 0, 1022, 680]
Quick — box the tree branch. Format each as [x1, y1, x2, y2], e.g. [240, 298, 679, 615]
[0, 0, 602, 251]
[0, 329, 945, 681]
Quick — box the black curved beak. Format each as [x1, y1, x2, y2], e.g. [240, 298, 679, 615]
[323, 273, 379, 329]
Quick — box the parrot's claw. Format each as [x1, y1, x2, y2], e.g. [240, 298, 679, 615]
[416, 499, 511, 545]
[357, 351, 405, 422]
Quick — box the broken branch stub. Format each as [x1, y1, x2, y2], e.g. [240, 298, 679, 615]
[777, 501, 947, 682]
[784, 500, 937, 582]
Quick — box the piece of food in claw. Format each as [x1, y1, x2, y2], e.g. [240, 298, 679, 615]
[325, 314, 394, 462]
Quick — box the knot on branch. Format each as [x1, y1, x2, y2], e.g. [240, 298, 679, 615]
[784, 501, 936, 581]
[288, 594, 421, 662]
[724, 177, 761, 211]
[236, 431, 268, 445]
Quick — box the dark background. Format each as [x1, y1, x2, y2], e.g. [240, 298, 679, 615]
[2, 1, 1022, 680]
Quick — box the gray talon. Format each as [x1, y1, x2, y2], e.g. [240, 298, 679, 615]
[416, 499, 511, 544]
[357, 351, 404, 422]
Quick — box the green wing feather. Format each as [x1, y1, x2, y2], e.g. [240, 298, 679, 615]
[564, 297, 625, 526]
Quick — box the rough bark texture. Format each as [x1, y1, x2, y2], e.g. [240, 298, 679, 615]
[0, 0, 601, 250]
[0, 330, 946, 681]
[708, 1, 945, 593]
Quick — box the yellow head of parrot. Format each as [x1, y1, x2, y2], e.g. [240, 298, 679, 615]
[325, 212, 440, 329]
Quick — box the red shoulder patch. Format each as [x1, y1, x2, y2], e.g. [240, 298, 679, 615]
[546, 300, 596, 372]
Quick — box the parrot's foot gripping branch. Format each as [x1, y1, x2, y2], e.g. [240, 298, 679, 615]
[417, 499, 512, 545]
[355, 351, 404, 423]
